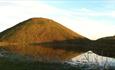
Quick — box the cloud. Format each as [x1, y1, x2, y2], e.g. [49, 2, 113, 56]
[0, 1, 16, 6]
[74, 17, 115, 39]
[71, 8, 115, 18]
[78, 8, 92, 12]
[0, 1, 66, 30]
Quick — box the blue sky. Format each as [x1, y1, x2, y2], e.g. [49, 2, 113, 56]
[42, 0, 115, 23]
[0, 0, 115, 40]
[42, 0, 115, 10]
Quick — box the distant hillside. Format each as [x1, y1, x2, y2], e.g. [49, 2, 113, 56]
[97, 35, 115, 43]
[90, 35, 115, 58]
[0, 18, 90, 62]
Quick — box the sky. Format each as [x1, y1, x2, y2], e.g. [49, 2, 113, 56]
[0, 0, 115, 40]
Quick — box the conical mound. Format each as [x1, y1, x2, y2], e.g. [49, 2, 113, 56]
[0, 18, 88, 44]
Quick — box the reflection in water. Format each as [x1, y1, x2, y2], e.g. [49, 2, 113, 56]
[71, 51, 115, 67]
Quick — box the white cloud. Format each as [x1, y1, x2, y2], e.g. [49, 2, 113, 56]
[79, 8, 92, 12]
[74, 17, 115, 39]
[71, 8, 115, 17]
[0, 1, 65, 30]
